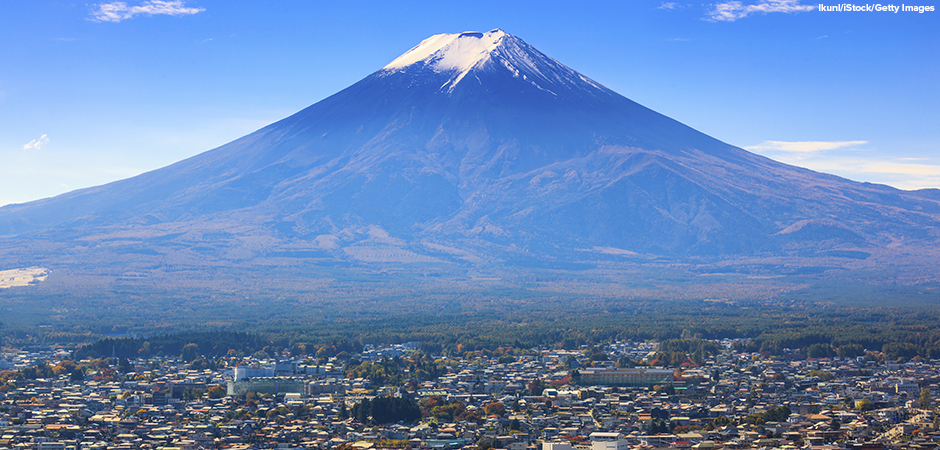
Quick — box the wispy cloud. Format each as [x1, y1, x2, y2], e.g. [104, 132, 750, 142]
[745, 140, 868, 153]
[747, 140, 940, 189]
[23, 134, 50, 150]
[90, 0, 204, 23]
[659, 2, 681, 9]
[800, 158, 940, 190]
[707, 0, 815, 21]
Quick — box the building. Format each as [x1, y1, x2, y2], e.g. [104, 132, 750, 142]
[589, 433, 628, 450]
[234, 365, 274, 381]
[591, 441, 629, 450]
[227, 377, 305, 396]
[543, 442, 574, 450]
[577, 368, 674, 387]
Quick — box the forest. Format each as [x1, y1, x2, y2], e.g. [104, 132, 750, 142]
[60, 304, 940, 367]
[3, 264, 940, 363]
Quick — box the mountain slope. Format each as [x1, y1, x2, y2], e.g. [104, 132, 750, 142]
[1, 29, 939, 270]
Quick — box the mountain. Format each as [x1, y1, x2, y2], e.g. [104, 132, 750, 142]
[2, 29, 939, 276]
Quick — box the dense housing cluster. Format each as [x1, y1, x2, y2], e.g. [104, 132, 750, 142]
[1, 340, 938, 450]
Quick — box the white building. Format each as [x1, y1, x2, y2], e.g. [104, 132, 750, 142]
[234, 365, 274, 381]
[543, 442, 574, 450]
[591, 441, 629, 450]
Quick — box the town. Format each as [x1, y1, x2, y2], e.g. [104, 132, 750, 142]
[1, 339, 938, 450]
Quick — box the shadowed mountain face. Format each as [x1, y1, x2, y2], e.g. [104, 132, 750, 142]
[1, 29, 939, 272]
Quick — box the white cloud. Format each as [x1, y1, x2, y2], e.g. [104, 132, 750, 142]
[744, 140, 868, 153]
[90, 0, 204, 23]
[23, 134, 50, 150]
[746, 140, 940, 189]
[802, 158, 940, 178]
[799, 158, 940, 190]
[659, 2, 680, 9]
[707, 0, 815, 21]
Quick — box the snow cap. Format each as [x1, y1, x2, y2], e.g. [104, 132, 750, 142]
[380, 28, 605, 95]
[383, 29, 508, 73]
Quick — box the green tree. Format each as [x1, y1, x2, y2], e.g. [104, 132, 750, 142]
[806, 343, 834, 359]
[712, 416, 733, 427]
[527, 379, 547, 396]
[183, 387, 206, 400]
[808, 370, 833, 382]
[564, 356, 578, 369]
[856, 398, 876, 412]
[70, 367, 85, 382]
[649, 419, 671, 434]
[829, 419, 841, 430]
[181, 343, 200, 363]
[837, 344, 865, 358]
[918, 388, 932, 409]
[351, 396, 421, 425]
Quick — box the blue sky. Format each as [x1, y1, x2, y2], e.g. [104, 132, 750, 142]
[1, 0, 937, 206]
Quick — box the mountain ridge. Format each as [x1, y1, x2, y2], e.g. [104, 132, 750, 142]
[1, 29, 939, 275]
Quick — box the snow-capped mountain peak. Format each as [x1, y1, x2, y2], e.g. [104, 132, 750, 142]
[382, 28, 605, 94]
[383, 29, 507, 73]
[382, 29, 508, 92]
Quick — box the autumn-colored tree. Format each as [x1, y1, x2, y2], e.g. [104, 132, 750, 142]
[484, 402, 506, 417]
[208, 386, 227, 399]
